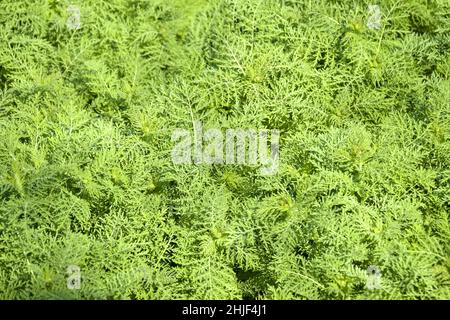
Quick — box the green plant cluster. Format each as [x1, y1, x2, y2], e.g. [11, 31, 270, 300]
[0, 0, 449, 299]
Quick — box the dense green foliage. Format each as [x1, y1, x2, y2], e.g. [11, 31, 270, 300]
[0, 0, 449, 299]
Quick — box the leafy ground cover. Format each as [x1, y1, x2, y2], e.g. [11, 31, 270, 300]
[0, 0, 449, 299]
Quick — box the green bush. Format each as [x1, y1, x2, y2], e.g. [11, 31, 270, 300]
[0, 0, 449, 299]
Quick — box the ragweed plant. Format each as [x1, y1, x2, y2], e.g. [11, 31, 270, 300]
[0, 0, 449, 299]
